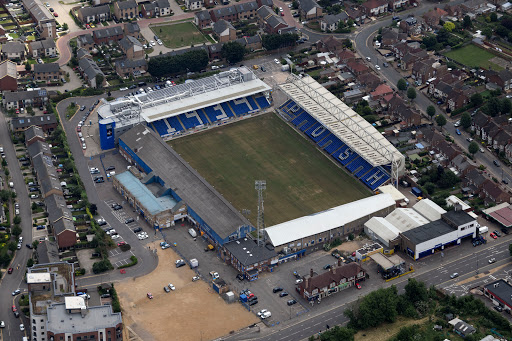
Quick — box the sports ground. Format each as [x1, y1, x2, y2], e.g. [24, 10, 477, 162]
[168, 113, 370, 227]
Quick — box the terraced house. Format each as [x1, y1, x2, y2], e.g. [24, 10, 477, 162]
[114, 0, 139, 20]
[28, 38, 57, 58]
[1, 41, 26, 61]
[0, 60, 18, 92]
[33, 63, 61, 81]
[77, 4, 111, 24]
[22, 0, 56, 38]
[92, 26, 124, 44]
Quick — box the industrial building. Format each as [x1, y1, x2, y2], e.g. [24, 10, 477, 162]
[117, 124, 253, 246]
[483, 279, 512, 314]
[27, 262, 122, 341]
[483, 203, 512, 228]
[264, 194, 396, 260]
[96, 67, 271, 150]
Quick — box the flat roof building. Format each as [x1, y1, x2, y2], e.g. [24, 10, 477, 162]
[483, 279, 512, 314]
[223, 238, 278, 280]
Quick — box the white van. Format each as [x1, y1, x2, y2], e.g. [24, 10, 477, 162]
[188, 228, 197, 238]
[9, 182, 14, 188]
[479, 226, 489, 234]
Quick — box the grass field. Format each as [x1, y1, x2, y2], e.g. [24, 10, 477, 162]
[444, 45, 503, 70]
[168, 114, 370, 226]
[150, 22, 208, 48]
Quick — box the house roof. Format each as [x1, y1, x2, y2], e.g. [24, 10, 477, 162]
[25, 125, 45, 143]
[93, 26, 123, 39]
[0, 60, 17, 79]
[32, 153, 62, 197]
[119, 35, 142, 51]
[345, 7, 362, 19]
[155, 0, 170, 8]
[235, 1, 258, 12]
[27, 140, 51, 158]
[370, 83, 393, 97]
[77, 34, 94, 46]
[299, 263, 364, 293]
[13, 115, 56, 131]
[211, 5, 237, 17]
[116, 58, 147, 69]
[79, 57, 104, 80]
[482, 180, 507, 199]
[213, 19, 235, 35]
[45, 193, 73, 225]
[196, 10, 211, 21]
[322, 12, 348, 25]
[346, 60, 368, 73]
[79, 4, 110, 17]
[266, 14, 287, 28]
[143, 2, 156, 11]
[464, 168, 487, 187]
[76, 47, 92, 60]
[2, 41, 25, 54]
[299, 0, 321, 13]
[3, 88, 47, 102]
[34, 62, 60, 73]
[116, 0, 137, 10]
[362, 0, 388, 10]
[29, 38, 56, 51]
[124, 22, 140, 34]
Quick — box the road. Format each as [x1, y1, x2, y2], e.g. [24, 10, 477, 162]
[0, 112, 35, 340]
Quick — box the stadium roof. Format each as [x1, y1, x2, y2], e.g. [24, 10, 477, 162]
[118, 124, 252, 240]
[265, 194, 395, 247]
[97, 67, 271, 124]
[278, 75, 404, 169]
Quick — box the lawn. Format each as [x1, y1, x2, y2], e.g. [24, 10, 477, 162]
[168, 114, 370, 226]
[444, 45, 503, 70]
[150, 22, 208, 48]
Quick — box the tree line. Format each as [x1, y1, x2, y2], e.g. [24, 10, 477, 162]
[148, 49, 209, 78]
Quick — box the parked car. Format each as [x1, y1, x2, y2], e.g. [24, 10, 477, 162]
[12, 289, 20, 296]
[125, 218, 135, 224]
[494, 230, 501, 237]
[490, 232, 497, 239]
[168, 283, 175, 291]
[147, 292, 153, 299]
[106, 166, 115, 171]
[287, 299, 297, 306]
[279, 291, 288, 297]
[356, 283, 362, 289]
[133, 227, 143, 233]
[113, 204, 122, 210]
[273, 287, 283, 293]
[501, 228, 509, 235]
[175, 259, 186, 268]
[494, 305, 503, 312]
[164, 286, 170, 293]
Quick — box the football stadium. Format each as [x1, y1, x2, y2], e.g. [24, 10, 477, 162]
[99, 67, 406, 259]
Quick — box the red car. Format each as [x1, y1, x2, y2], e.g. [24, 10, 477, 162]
[53, 12, 58, 17]
[117, 241, 126, 247]
[8, 267, 13, 274]
[490, 232, 497, 239]
[147, 293, 153, 299]
[12, 305, 17, 312]
[356, 283, 362, 289]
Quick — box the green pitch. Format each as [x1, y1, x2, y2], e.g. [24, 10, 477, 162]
[168, 114, 370, 226]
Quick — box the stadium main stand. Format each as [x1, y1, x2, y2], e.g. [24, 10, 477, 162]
[278, 76, 405, 191]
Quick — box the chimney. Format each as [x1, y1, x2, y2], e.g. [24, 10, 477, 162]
[338, 258, 342, 267]
[310, 268, 314, 277]
[332, 264, 336, 275]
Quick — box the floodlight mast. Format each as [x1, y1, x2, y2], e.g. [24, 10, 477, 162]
[255, 180, 266, 246]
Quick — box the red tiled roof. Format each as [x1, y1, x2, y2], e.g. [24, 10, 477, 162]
[371, 83, 393, 97]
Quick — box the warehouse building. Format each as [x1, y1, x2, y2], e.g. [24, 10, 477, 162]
[483, 279, 512, 314]
[400, 210, 477, 260]
[118, 124, 253, 246]
[264, 194, 396, 260]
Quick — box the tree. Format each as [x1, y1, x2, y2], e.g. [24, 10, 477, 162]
[404, 278, 428, 304]
[12, 225, 22, 237]
[443, 21, 455, 32]
[397, 78, 407, 91]
[490, 12, 498, 22]
[486, 97, 500, 117]
[436, 114, 447, 128]
[427, 105, 435, 120]
[13, 215, 21, 225]
[483, 27, 493, 39]
[25, 62, 31, 71]
[8, 241, 17, 252]
[221, 41, 246, 64]
[89, 203, 97, 215]
[407, 87, 416, 101]
[424, 182, 435, 195]
[26, 258, 34, 268]
[468, 141, 479, 155]
[501, 98, 512, 114]
[470, 93, 483, 107]
[319, 326, 355, 341]
[63, 23, 68, 30]
[32, 240, 39, 250]
[460, 112, 471, 129]
[31, 202, 37, 211]
[463, 15, 472, 28]
[95, 74, 104, 88]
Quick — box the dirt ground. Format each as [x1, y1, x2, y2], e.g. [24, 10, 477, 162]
[332, 240, 366, 254]
[116, 242, 258, 341]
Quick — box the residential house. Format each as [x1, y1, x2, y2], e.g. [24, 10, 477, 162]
[28, 38, 57, 58]
[357, 72, 381, 90]
[481, 120, 503, 143]
[346, 60, 369, 76]
[154, 0, 172, 16]
[317, 36, 344, 53]
[45, 193, 76, 249]
[297, 262, 366, 301]
[461, 0, 491, 14]
[435, 140, 461, 164]
[208, 43, 223, 59]
[0, 60, 18, 91]
[450, 154, 475, 175]
[336, 49, 355, 63]
[77, 34, 95, 51]
[396, 105, 421, 127]
[78, 58, 105, 88]
[2, 88, 48, 110]
[92, 26, 124, 45]
[422, 7, 447, 27]
[123, 22, 141, 39]
[185, 0, 203, 10]
[213, 20, 236, 43]
[486, 69, 512, 92]
[400, 49, 428, 70]
[491, 128, 512, 152]
[345, 7, 365, 24]
[141, 2, 157, 18]
[115, 58, 147, 78]
[381, 28, 400, 47]
[463, 168, 487, 194]
[386, 93, 405, 111]
[33, 63, 60, 81]
[429, 79, 460, 102]
[114, 0, 138, 20]
[361, 0, 388, 16]
[298, 0, 323, 19]
[77, 4, 110, 24]
[321, 12, 348, 32]
[91, 0, 111, 5]
[399, 16, 423, 36]
[235, 1, 259, 19]
[389, 0, 408, 11]
[446, 88, 469, 112]
[1, 41, 26, 61]
[25, 126, 46, 147]
[22, 0, 56, 38]
[444, 3, 464, 18]
[480, 180, 511, 205]
[119, 36, 144, 60]
[411, 58, 446, 85]
[210, 6, 238, 22]
[237, 35, 262, 51]
[370, 83, 392, 100]
[195, 10, 212, 29]
[257, 5, 289, 34]
[11, 114, 57, 133]
[471, 112, 491, 136]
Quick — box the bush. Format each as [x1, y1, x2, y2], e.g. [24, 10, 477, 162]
[119, 243, 131, 252]
[118, 255, 138, 269]
[92, 259, 113, 274]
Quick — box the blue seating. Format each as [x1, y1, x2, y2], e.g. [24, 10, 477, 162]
[255, 96, 270, 108]
[333, 147, 358, 166]
[313, 130, 331, 143]
[197, 110, 209, 125]
[354, 159, 374, 178]
[179, 112, 200, 129]
[305, 123, 322, 138]
[246, 96, 258, 110]
[166, 116, 184, 132]
[220, 102, 235, 117]
[291, 112, 310, 126]
[363, 167, 390, 190]
[203, 105, 223, 122]
[324, 138, 344, 154]
[318, 134, 337, 148]
[153, 120, 170, 136]
[279, 99, 292, 110]
[299, 116, 317, 132]
[229, 100, 250, 116]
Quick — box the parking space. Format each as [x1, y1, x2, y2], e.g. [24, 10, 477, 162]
[111, 250, 135, 268]
[252, 60, 284, 77]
